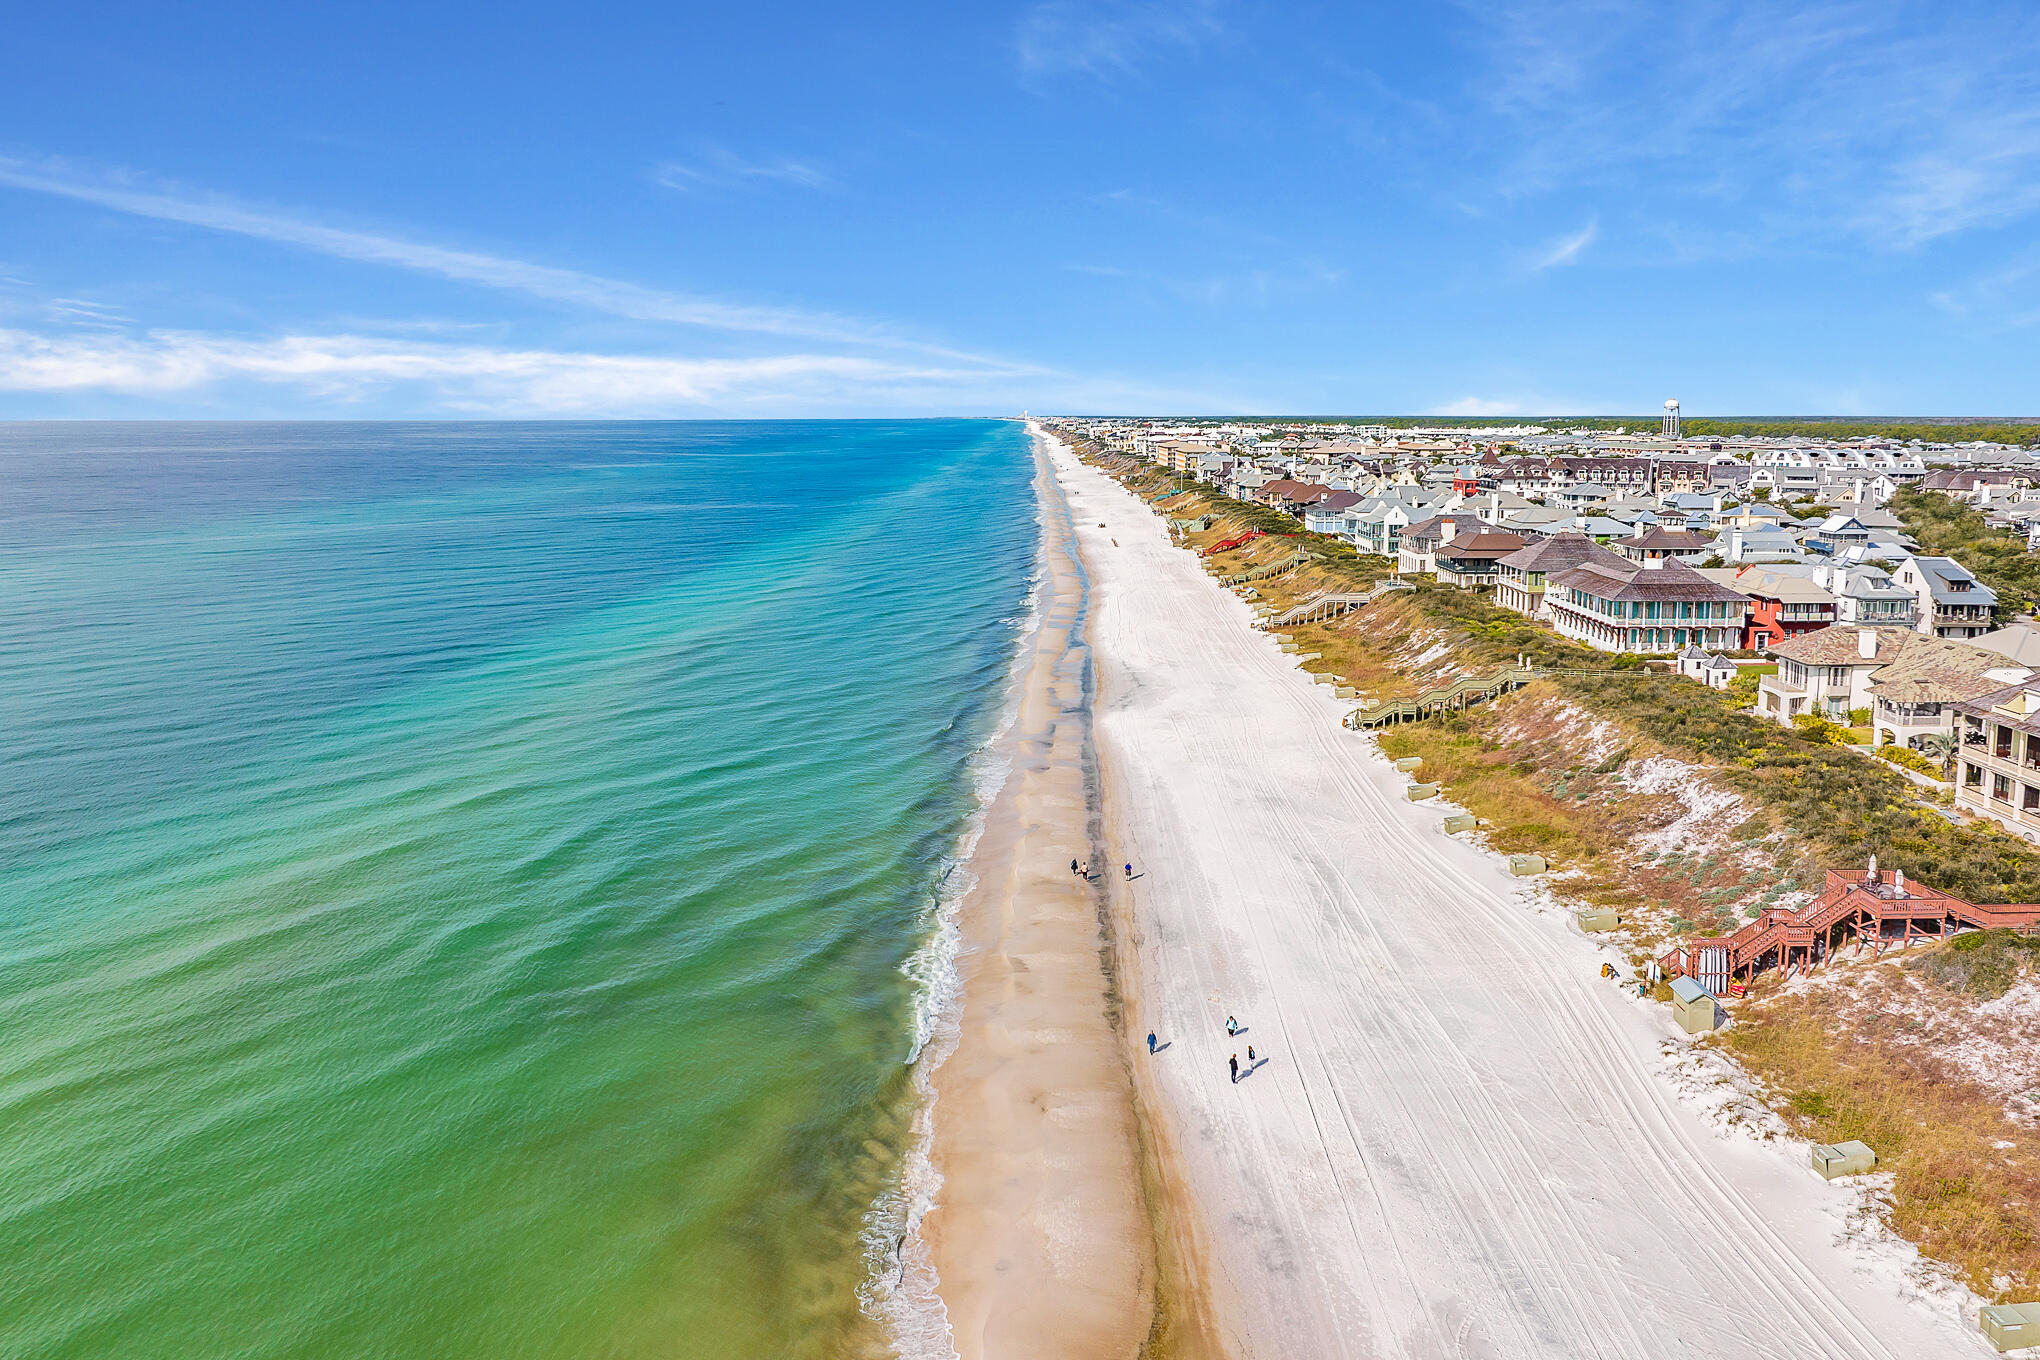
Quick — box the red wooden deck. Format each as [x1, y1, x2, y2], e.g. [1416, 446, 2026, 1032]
[1660, 865, 2040, 993]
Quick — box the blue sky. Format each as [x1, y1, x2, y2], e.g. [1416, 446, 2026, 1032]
[3, 1, 2039, 417]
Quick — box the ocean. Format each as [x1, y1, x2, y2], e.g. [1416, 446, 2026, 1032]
[0, 420, 1040, 1359]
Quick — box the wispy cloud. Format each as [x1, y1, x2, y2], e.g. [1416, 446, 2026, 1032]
[0, 326, 1017, 414]
[1457, 1, 2040, 251]
[1528, 216, 1598, 271]
[1016, 0, 1223, 80]
[1061, 257, 1345, 304]
[1926, 246, 2040, 329]
[45, 296, 130, 327]
[1430, 394, 1608, 417]
[0, 324, 1244, 417]
[0, 157, 1026, 369]
[652, 145, 833, 193]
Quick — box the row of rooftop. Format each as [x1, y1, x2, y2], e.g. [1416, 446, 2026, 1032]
[1053, 416, 2040, 462]
[1063, 419, 2040, 851]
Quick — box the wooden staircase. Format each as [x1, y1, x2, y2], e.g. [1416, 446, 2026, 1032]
[1262, 578, 1413, 628]
[1662, 866, 2040, 993]
[1347, 668, 1538, 728]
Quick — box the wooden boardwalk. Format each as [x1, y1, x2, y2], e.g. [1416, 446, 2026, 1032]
[1261, 578, 1413, 628]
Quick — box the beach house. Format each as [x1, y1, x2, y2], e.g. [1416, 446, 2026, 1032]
[1300, 491, 1365, 535]
[1492, 532, 1630, 619]
[1546, 558, 1748, 654]
[1792, 559, 1918, 627]
[1616, 524, 1718, 565]
[1695, 566, 1836, 649]
[1953, 682, 2040, 839]
[1397, 513, 1472, 575]
[1756, 625, 2027, 738]
[1432, 529, 1527, 591]
[1719, 525, 1806, 563]
[1893, 555, 1997, 639]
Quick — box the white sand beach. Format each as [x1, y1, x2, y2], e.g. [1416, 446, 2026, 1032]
[1045, 428, 1987, 1360]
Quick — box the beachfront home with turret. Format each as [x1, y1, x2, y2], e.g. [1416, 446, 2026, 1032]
[1953, 681, 2040, 840]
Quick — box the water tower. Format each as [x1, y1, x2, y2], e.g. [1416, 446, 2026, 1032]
[1662, 399, 1681, 439]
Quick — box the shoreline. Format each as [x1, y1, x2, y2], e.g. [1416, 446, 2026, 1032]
[909, 426, 1155, 1359]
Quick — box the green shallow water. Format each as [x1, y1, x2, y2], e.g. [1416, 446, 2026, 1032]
[0, 420, 1038, 1359]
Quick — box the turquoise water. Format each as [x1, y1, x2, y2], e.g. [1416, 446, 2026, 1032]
[0, 420, 1039, 1359]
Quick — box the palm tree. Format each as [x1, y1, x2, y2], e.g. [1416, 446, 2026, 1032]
[1916, 731, 1958, 780]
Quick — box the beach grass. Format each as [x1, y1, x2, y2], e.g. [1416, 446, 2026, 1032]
[1721, 983, 2040, 1300]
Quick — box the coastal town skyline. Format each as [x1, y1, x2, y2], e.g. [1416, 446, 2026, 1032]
[5, 2, 2040, 418]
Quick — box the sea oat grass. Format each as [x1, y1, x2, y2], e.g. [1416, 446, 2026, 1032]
[1723, 990, 2040, 1299]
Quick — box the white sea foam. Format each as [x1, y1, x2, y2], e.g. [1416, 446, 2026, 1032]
[859, 447, 1054, 1359]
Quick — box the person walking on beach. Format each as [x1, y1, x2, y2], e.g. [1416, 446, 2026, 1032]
[1225, 1015, 1238, 1036]
[1147, 1031, 1157, 1055]
[1246, 1045, 1256, 1066]
[1123, 862, 1133, 880]
[1070, 858, 1079, 876]
[1228, 1054, 1239, 1083]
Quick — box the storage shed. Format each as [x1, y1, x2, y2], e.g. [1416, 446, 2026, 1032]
[1508, 853, 1546, 876]
[1406, 782, 1440, 801]
[1671, 976, 1719, 1034]
[1810, 1141, 1876, 1180]
[1442, 814, 1477, 834]
[1982, 1302, 2040, 1353]
[1577, 907, 1618, 932]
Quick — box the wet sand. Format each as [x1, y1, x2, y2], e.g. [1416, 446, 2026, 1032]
[916, 429, 1154, 1359]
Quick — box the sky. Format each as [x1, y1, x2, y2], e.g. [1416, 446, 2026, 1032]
[3, 1, 2040, 418]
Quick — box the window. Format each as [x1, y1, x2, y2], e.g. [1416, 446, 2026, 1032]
[2024, 785, 2039, 812]
[1967, 762, 1984, 787]
[1995, 772, 2013, 802]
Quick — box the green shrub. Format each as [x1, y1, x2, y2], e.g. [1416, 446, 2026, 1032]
[1911, 930, 2040, 999]
[1877, 745, 1943, 779]
[1893, 488, 2040, 619]
[1194, 491, 1304, 537]
[1555, 670, 2040, 905]
[1791, 712, 1850, 745]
